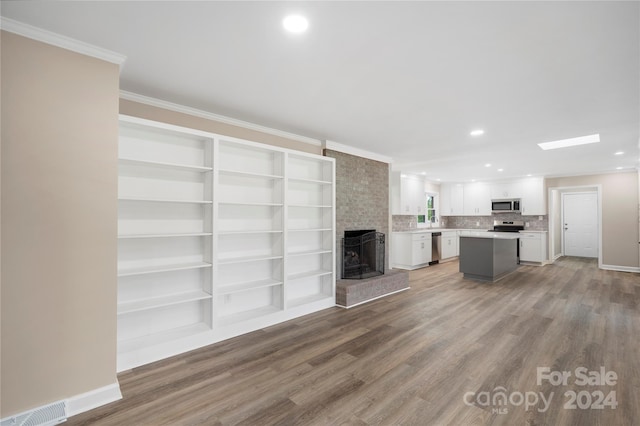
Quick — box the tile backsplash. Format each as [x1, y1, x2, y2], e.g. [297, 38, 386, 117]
[392, 215, 418, 231]
[392, 214, 548, 232]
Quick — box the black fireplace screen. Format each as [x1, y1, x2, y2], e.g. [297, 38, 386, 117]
[342, 230, 385, 279]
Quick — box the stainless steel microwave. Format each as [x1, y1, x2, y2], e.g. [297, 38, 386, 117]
[491, 199, 521, 213]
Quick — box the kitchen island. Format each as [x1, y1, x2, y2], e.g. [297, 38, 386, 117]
[458, 231, 520, 282]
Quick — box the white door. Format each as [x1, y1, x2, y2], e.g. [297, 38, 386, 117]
[562, 192, 598, 258]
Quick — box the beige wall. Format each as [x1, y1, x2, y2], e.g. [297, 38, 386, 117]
[546, 172, 639, 268]
[120, 99, 321, 155]
[1, 32, 120, 416]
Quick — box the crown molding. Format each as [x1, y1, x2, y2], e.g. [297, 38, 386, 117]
[120, 91, 322, 147]
[0, 17, 126, 66]
[323, 140, 392, 164]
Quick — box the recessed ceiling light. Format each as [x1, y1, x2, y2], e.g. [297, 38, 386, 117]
[526, 174, 532, 177]
[537, 134, 600, 150]
[470, 129, 484, 137]
[436, 178, 441, 182]
[400, 174, 407, 178]
[616, 167, 623, 170]
[283, 15, 309, 33]
[615, 151, 624, 155]
[421, 172, 427, 175]
[471, 179, 476, 182]
[484, 163, 491, 168]
[497, 168, 504, 172]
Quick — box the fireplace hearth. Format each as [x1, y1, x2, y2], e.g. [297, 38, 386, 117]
[342, 230, 385, 279]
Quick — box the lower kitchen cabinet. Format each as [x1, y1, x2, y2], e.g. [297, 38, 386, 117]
[392, 232, 432, 270]
[441, 231, 458, 260]
[519, 232, 547, 263]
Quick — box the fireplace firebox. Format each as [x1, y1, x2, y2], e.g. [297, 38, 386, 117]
[342, 230, 385, 279]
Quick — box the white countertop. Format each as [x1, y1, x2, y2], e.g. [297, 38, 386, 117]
[459, 231, 521, 240]
[393, 228, 547, 234]
[393, 228, 482, 234]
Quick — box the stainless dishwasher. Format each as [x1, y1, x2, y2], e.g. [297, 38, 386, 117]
[430, 232, 442, 264]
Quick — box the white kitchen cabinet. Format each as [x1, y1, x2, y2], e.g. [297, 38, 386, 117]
[440, 183, 464, 216]
[490, 181, 523, 200]
[392, 232, 431, 270]
[441, 231, 458, 259]
[520, 177, 546, 215]
[412, 238, 431, 265]
[519, 232, 547, 263]
[117, 115, 335, 371]
[391, 173, 426, 215]
[463, 182, 491, 216]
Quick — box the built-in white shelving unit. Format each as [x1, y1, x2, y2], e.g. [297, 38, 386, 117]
[117, 116, 335, 371]
[285, 154, 335, 309]
[117, 117, 214, 370]
[213, 139, 286, 327]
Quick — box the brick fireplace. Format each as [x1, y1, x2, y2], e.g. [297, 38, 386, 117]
[324, 148, 408, 307]
[323, 149, 390, 278]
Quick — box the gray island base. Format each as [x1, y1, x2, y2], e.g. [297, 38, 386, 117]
[459, 232, 520, 282]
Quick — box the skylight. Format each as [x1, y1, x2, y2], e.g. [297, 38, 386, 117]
[283, 15, 309, 33]
[537, 134, 600, 150]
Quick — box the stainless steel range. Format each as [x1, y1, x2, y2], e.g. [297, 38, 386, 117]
[489, 220, 525, 233]
[488, 220, 524, 263]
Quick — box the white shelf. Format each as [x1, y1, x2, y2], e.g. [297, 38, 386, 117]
[118, 290, 212, 315]
[218, 230, 282, 235]
[218, 229, 283, 235]
[288, 269, 333, 281]
[288, 177, 332, 185]
[117, 322, 211, 355]
[118, 232, 212, 239]
[218, 169, 283, 180]
[218, 202, 283, 207]
[218, 254, 283, 265]
[288, 204, 332, 208]
[119, 157, 212, 172]
[288, 228, 332, 233]
[288, 249, 332, 257]
[217, 279, 283, 295]
[119, 197, 212, 204]
[118, 262, 212, 277]
[216, 305, 281, 326]
[287, 293, 332, 309]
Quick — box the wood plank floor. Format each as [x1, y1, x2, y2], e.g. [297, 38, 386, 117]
[69, 257, 640, 425]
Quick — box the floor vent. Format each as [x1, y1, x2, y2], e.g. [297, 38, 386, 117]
[1, 401, 67, 426]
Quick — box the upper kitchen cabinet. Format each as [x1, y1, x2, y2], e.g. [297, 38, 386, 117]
[391, 172, 427, 215]
[490, 181, 523, 200]
[463, 182, 491, 216]
[520, 177, 546, 215]
[440, 183, 464, 216]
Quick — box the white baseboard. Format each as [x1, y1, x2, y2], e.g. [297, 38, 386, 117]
[600, 264, 640, 273]
[66, 382, 122, 417]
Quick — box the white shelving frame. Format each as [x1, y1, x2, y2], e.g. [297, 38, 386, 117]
[117, 116, 335, 371]
[117, 116, 215, 370]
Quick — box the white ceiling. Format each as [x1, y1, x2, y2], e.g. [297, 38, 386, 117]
[2, 1, 639, 182]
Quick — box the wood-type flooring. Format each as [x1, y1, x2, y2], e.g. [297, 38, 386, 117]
[68, 257, 639, 425]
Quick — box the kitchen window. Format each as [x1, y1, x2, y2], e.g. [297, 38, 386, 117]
[417, 193, 438, 227]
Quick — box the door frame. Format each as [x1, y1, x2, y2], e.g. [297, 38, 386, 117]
[547, 184, 602, 268]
